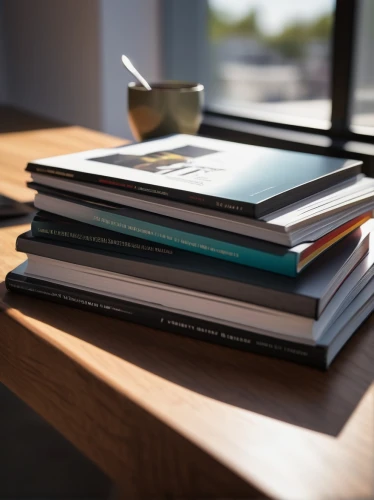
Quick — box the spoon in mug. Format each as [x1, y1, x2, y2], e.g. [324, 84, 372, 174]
[121, 54, 152, 91]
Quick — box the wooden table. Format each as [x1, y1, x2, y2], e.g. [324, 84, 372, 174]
[0, 118, 373, 500]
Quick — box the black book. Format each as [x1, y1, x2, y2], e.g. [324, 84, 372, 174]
[6, 265, 374, 370]
[16, 220, 372, 319]
[26, 134, 362, 218]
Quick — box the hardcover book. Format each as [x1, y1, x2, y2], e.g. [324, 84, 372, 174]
[30, 210, 371, 277]
[16, 219, 373, 319]
[6, 263, 373, 370]
[30, 182, 374, 256]
[26, 134, 363, 218]
[28, 173, 374, 246]
[13, 249, 374, 342]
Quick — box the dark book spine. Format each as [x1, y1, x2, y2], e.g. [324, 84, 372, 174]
[31, 219, 179, 262]
[27, 162, 256, 217]
[5, 272, 327, 370]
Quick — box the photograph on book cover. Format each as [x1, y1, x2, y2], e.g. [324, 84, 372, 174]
[90, 145, 219, 182]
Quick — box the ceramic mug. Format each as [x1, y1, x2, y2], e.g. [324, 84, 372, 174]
[128, 81, 204, 141]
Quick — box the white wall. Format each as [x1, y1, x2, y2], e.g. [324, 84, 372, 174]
[99, 0, 162, 137]
[1, 0, 162, 137]
[0, 0, 8, 104]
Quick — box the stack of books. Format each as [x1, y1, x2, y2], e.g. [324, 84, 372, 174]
[6, 135, 374, 369]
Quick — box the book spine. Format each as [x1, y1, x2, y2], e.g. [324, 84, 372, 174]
[32, 219, 181, 262]
[27, 162, 256, 217]
[34, 194, 298, 276]
[5, 272, 327, 369]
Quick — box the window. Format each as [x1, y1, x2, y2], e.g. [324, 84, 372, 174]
[351, 0, 374, 132]
[164, 0, 374, 143]
[207, 0, 334, 129]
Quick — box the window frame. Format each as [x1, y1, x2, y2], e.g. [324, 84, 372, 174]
[163, 0, 374, 176]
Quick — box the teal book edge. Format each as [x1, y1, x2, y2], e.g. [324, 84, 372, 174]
[39, 198, 298, 277]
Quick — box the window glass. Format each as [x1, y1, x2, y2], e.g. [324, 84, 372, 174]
[351, 0, 374, 133]
[207, 0, 335, 127]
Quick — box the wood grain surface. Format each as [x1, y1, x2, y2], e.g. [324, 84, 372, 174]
[0, 108, 373, 499]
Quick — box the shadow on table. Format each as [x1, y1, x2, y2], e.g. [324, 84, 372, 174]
[2, 287, 373, 437]
[0, 382, 111, 499]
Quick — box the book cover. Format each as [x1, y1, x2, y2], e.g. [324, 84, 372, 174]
[17, 220, 372, 318]
[26, 134, 362, 218]
[28, 174, 374, 247]
[30, 181, 373, 264]
[6, 266, 373, 370]
[31, 210, 370, 277]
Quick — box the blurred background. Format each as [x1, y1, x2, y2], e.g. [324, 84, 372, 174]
[205, 0, 373, 129]
[207, 0, 335, 124]
[0, 0, 373, 138]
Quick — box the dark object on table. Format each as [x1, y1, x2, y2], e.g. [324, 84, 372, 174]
[0, 195, 33, 219]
